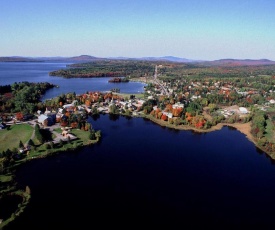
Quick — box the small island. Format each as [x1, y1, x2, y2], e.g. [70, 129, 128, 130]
[108, 77, 129, 83]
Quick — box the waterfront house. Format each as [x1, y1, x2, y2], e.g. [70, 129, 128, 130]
[162, 112, 173, 119]
[38, 114, 48, 126]
[38, 114, 55, 126]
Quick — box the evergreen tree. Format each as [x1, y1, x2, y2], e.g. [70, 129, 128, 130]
[5, 149, 12, 159]
[19, 140, 24, 148]
[89, 129, 96, 140]
[28, 139, 34, 146]
[95, 130, 101, 139]
[34, 124, 44, 144]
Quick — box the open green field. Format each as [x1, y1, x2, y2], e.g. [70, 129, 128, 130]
[54, 128, 96, 145]
[70, 129, 95, 145]
[0, 124, 33, 152]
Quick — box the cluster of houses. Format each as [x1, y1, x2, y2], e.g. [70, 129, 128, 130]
[34, 93, 147, 127]
[4, 73, 275, 130]
[34, 77, 255, 127]
[37, 100, 87, 127]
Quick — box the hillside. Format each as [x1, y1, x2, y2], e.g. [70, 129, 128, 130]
[0, 57, 42, 62]
[203, 59, 275, 66]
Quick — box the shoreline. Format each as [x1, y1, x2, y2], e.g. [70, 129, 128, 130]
[144, 114, 252, 137]
[141, 115, 275, 159]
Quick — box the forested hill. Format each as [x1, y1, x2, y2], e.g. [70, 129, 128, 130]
[0, 57, 42, 62]
[48, 59, 275, 79]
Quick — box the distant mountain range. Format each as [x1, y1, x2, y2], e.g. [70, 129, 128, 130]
[136, 56, 197, 62]
[0, 56, 43, 62]
[1, 55, 275, 66]
[203, 58, 275, 66]
[0, 55, 101, 62]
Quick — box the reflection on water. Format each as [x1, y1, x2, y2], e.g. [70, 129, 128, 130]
[108, 114, 120, 121]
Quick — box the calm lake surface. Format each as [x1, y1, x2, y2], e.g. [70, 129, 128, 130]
[2, 62, 275, 229]
[6, 115, 275, 229]
[0, 62, 146, 100]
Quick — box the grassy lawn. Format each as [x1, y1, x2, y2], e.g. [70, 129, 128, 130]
[53, 128, 61, 133]
[0, 174, 13, 183]
[0, 124, 33, 152]
[10, 127, 98, 166]
[71, 129, 95, 145]
[54, 127, 91, 142]
[16, 128, 94, 159]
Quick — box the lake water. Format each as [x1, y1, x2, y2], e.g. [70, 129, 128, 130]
[2, 62, 275, 229]
[0, 62, 146, 100]
[5, 115, 275, 229]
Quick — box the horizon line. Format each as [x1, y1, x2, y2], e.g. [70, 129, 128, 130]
[0, 55, 274, 62]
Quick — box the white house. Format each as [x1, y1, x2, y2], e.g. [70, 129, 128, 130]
[63, 104, 73, 109]
[172, 102, 184, 109]
[191, 95, 201, 100]
[239, 107, 248, 114]
[38, 114, 48, 124]
[163, 112, 173, 119]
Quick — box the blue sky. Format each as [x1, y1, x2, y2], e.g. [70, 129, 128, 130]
[1, 0, 275, 60]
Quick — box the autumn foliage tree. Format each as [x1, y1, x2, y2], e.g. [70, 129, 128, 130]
[155, 108, 161, 118]
[161, 114, 168, 121]
[185, 112, 193, 124]
[172, 107, 183, 117]
[191, 115, 206, 129]
[150, 110, 155, 116]
[16, 112, 24, 121]
[165, 104, 173, 113]
[157, 112, 163, 119]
